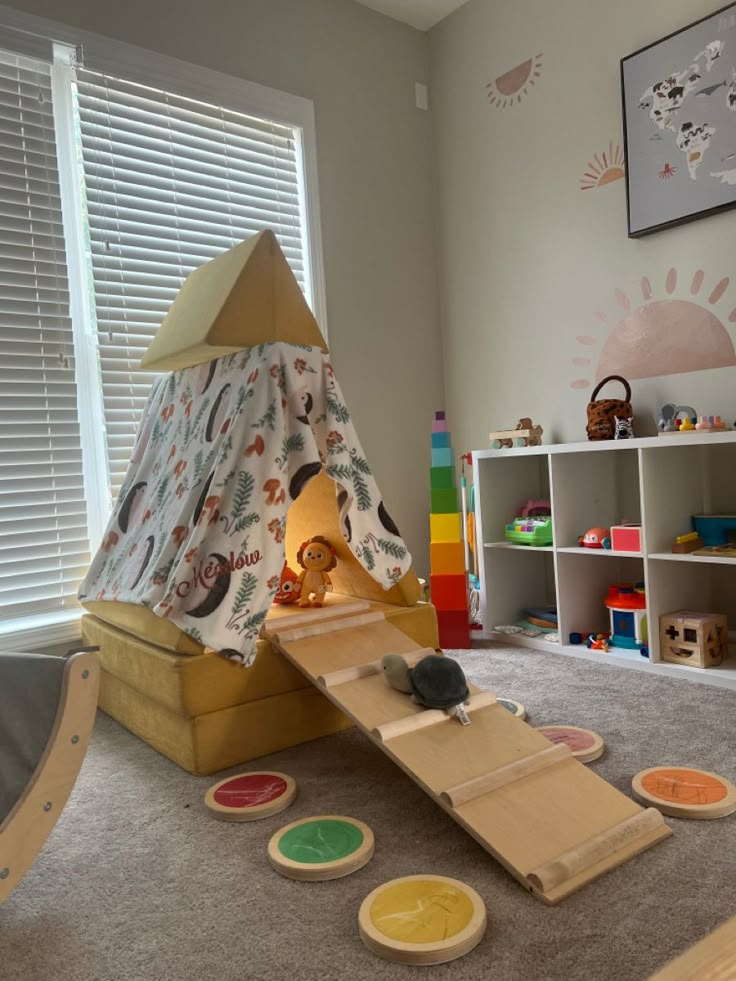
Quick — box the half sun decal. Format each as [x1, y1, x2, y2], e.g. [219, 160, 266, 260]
[570, 268, 736, 387]
[486, 54, 543, 108]
[579, 142, 625, 190]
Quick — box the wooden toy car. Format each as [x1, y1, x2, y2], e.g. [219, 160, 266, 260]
[489, 418, 543, 449]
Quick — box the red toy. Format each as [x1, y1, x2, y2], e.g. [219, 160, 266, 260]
[273, 563, 302, 604]
[579, 527, 611, 549]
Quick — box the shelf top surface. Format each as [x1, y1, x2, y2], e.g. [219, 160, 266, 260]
[472, 430, 736, 461]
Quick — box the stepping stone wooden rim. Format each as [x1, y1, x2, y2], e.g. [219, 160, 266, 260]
[358, 874, 487, 966]
[632, 767, 736, 820]
[204, 771, 296, 822]
[498, 697, 527, 720]
[268, 815, 374, 880]
[535, 725, 605, 763]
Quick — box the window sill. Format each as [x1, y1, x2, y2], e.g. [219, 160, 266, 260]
[0, 609, 83, 653]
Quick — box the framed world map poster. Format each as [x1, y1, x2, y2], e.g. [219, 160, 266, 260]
[621, 3, 736, 237]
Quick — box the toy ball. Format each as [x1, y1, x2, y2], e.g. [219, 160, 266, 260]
[578, 527, 611, 549]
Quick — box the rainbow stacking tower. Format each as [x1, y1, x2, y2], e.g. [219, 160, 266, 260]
[429, 412, 470, 649]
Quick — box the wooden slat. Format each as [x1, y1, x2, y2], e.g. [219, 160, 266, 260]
[318, 648, 437, 688]
[266, 610, 384, 644]
[373, 691, 496, 742]
[442, 743, 571, 807]
[264, 597, 370, 630]
[526, 808, 665, 893]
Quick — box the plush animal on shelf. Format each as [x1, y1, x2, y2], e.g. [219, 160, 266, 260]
[295, 536, 337, 607]
[382, 653, 471, 725]
[614, 416, 634, 439]
[273, 563, 302, 605]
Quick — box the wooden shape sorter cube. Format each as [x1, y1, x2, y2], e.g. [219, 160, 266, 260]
[659, 611, 728, 669]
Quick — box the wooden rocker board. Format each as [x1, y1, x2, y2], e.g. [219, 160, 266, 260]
[535, 726, 605, 763]
[0, 650, 100, 905]
[648, 912, 736, 979]
[632, 767, 736, 820]
[358, 875, 486, 965]
[268, 815, 374, 880]
[204, 771, 296, 822]
[498, 698, 527, 720]
[262, 612, 671, 904]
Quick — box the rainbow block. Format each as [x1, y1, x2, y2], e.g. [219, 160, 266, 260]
[432, 418, 447, 433]
[431, 487, 459, 514]
[431, 574, 468, 611]
[437, 609, 471, 649]
[430, 467, 455, 490]
[430, 512, 462, 543]
[431, 447, 453, 468]
[430, 541, 466, 575]
[431, 432, 451, 449]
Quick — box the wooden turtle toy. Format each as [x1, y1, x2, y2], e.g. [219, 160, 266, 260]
[382, 654, 471, 725]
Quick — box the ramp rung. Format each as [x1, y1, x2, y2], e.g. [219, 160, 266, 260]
[373, 691, 496, 742]
[526, 807, 666, 893]
[441, 743, 571, 807]
[318, 648, 437, 688]
[265, 600, 370, 633]
[268, 610, 385, 643]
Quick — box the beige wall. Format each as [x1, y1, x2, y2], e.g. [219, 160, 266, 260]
[430, 0, 736, 453]
[5, 0, 442, 577]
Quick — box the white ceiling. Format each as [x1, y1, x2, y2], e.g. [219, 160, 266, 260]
[353, 0, 468, 30]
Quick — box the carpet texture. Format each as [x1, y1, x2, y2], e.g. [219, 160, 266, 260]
[2, 646, 735, 981]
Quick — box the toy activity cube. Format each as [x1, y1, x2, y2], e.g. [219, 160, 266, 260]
[659, 611, 728, 669]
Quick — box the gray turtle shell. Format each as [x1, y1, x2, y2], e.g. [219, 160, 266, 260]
[408, 655, 469, 709]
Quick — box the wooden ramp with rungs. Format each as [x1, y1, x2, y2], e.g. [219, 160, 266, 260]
[262, 606, 672, 905]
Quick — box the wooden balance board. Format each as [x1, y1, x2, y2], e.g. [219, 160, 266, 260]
[268, 815, 374, 880]
[262, 606, 671, 905]
[632, 767, 736, 820]
[358, 875, 486, 965]
[204, 771, 296, 821]
[535, 726, 605, 763]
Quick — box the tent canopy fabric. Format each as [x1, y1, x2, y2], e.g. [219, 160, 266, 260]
[80, 342, 413, 664]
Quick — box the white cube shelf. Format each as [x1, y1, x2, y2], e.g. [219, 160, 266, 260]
[472, 432, 736, 691]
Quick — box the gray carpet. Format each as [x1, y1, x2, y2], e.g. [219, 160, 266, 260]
[2, 646, 735, 981]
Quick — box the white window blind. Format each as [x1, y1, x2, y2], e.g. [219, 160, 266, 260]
[74, 70, 308, 499]
[0, 48, 90, 623]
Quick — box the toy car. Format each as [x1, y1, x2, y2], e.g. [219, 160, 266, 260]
[489, 417, 543, 449]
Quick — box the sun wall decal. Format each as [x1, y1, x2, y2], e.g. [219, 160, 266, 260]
[486, 54, 543, 108]
[570, 268, 736, 388]
[579, 143, 625, 190]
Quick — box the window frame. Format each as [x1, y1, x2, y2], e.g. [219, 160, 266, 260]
[0, 5, 327, 651]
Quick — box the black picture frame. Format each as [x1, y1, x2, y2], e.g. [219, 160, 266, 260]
[621, 2, 736, 238]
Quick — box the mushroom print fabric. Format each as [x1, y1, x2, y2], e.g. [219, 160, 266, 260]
[80, 342, 412, 664]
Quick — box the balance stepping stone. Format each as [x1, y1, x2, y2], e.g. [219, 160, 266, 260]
[632, 767, 736, 819]
[204, 771, 296, 822]
[535, 726, 605, 763]
[358, 875, 486, 965]
[268, 815, 374, 880]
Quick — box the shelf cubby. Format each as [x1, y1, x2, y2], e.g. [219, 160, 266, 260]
[481, 544, 556, 631]
[556, 552, 644, 643]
